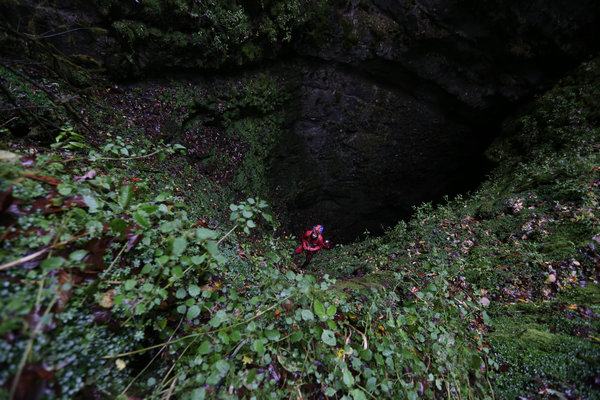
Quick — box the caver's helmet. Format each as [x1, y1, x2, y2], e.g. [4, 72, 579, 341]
[311, 225, 323, 236]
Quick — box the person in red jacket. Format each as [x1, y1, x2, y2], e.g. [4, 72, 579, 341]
[292, 225, 327, 267]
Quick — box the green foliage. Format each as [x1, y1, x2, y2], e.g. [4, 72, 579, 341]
[97, 0, 328, 74]
[489, 286, 600, 400]
[2, 30, 600, 400]
[229, 197, 273, 234]
[190, 73, 293, 197]
[51, 124, 89, 150]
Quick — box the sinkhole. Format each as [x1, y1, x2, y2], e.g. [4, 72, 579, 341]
[268, 63, 510, 244]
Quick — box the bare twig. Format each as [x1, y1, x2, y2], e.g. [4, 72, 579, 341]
[164, 376, 178, 400]
[0, 232, 89, 271]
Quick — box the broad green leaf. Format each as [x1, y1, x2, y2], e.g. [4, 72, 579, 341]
[41, 257, 65, 271]
[197, 341, 211, 355]
[175, 288, 187, 299]
[109, 218, 127, 234]
[214, 359, 229, 373]
[57, 183, 72, 196]
[142, 283, 154, 292]
[114, 294, 125, 305]
[360, 349, 372, 361]
[229, 204, 238, 211]
[290, 331, 303, 343]
[188, 284, 201, 297]
[118, 184, 132, 209]
[265, 329, 280, 341]
[407, 390, 419, 400]
[327, 305, 337, 317]
[301, 310, 314, 321]
[156, 255, 169, 265]
[124, 279, 137, 290]
[154, 192, 170, 202]
[191, 255, 205, 265]
[285, 271, 296, 280]
[191, 388, 205, 400]
[209, 312, 225, 328]
[160, 220, 180, 233]
[83, 195, 100, 213]
[471, 354, 482, 370]
[172, 266, 184, 278]
[68, 250, 88, 262]
[196, 228, 217, 241]
[246, 369, 257, 384]
[187, 305, 201, 320]
[133, 210, 151, 228]
[86, 219, 103, 234]
[314, 300, 326, 317]
[350, 389, 367, 400]
[252, 339, 264, 355]
[138, 204, 158, 214]
[321, 329, 336, 346]
[366, 376, 377, 392]
[342, 367, 355, 387]
[242, 210, 252, 218]
[205, 240, 219, 257]
[246, 219, 256, 228]
[135, 303, 146, 314]
[218, 331, 229, 345]
[172, 237, 187, 257]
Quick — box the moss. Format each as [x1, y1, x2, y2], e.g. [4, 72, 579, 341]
[340, 16, 358, 49]
[330, 271, 395, 294]
[489, 284, 600, 399]
[558, 283, 600, 310]
[539, 222, 594, 259]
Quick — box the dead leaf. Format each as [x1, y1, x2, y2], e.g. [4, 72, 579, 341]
[5, 362, 58, 400]
[115, 359, 126, 370]
[23, 174, 62, 186]
[55, 270, 72, 313]
[100, 289, 115, 309]
[73, 169, 97, 183]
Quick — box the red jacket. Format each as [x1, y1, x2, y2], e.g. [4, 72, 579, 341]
[302, 230, 324, 252]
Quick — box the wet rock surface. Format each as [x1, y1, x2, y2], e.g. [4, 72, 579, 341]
[269, 61, 493, 242]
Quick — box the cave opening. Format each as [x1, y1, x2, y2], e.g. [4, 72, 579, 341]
[267, 61, 522, 244]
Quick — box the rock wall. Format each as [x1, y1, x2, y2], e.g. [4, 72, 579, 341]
[273, 0, 600, 242]
[2, 0, 599, 242]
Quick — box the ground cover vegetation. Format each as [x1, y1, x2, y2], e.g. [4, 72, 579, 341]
[1, 19, 599, 400]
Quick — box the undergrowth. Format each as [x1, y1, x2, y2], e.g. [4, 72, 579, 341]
[1, 30, 599, 400]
